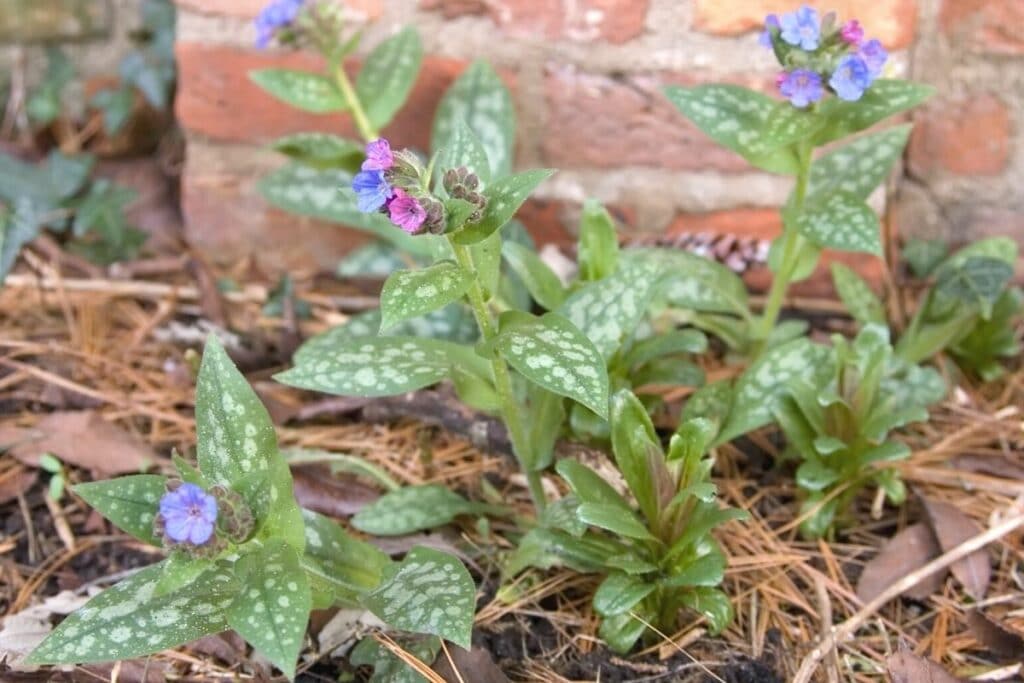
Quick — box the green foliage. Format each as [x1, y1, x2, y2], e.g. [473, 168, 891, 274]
[577, 200, 619, 282]
[73, 475, 167, 545]
[250, 69, 347, 112]
[352, 484, 479, 536]
[355, 27, 423, 130]
[26, 47, 74, 126]
[450, 169, 554, 245]
[830, 263, 885, 327]
[948, 288, 1023, 382]
[775, 325, 944, 538]
[511, 390, 745, 653]
[350, 634, 441, 682]
[379, 261, 472, 331]
[270, 133, 364, 171]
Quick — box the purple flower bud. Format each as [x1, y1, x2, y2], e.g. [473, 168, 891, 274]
[352, 170, 393, 212]
[857, 39, 888, 78]
[829, 55, 872, 101]
[779, 5, 821, 51]
[254, 0, 305, 49]
[387, 188, 427, 234]
[158, 483, 218, 546]
[760, 14, 780, 49]
[362, 139, 394, 172]
[779, 69, 824, 108]
[840, 19, 864, 46]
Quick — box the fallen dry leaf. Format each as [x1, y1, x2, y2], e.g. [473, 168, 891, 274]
[292, 466, 381, 518]
[857, 522, 945, 603]
[921, 498, 991, 600]
[0, 411, 157, 476]
[0, 465, 39, 505]
[965, 610, 1024, 661]
[951, 454, 1024, 481]
[886, 650, 966, 682]
[433, 646, 511, 683]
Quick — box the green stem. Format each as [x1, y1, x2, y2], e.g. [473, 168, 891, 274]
[754, 143, 814, 348]
[331, 61, 378, 143]
[449, 238, 548, 513]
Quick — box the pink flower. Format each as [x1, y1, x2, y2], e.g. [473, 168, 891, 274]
[840, 20, 864, 46]
[362, 138, 394, 171]
[388, 188, 427, 234]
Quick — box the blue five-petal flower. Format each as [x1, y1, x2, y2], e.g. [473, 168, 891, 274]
[779, 5, 821, 51]
[830, 55, 872, 101]
[352, 170, 393, 212]
[159, 483, 218, 545]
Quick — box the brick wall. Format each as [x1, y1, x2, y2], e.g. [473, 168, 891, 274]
[172, 0, 1023, 280]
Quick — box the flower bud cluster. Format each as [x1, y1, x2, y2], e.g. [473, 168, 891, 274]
[443, 167, 488, 223]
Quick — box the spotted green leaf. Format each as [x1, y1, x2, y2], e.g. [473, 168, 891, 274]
[439, 120, 491, 185]
[451, 169, 554, 245]
[807, 125, 911, 202]
[28, 562, 237, 665]
[276, 336, 463, 397]
[716, 338, 831, 445]
[379, 261, 472, 331]
[300, 509, 390, 607]
[250, 69, 346, 113]
[227, 541, 311, 680]
[934, 256, 1015, 317]
[624, 248, 749, 316]
[258, 163, 437, 256]
[364, 546, 476, 648]
[271, 132, 363, 170]
[73, 475, 167, 546]
[350, 635, 441, 683]
[559, 259, 666, 358]
[831, 262, 885, 326]
[432, 60, 515, 178]
[337, 241, 413, 277]
[356, 27, 423, 130]
[793, 192, 882, 255]
[940, 237, 1018, 270]
[493, 311, 610, 418]
[352, 484, 476, 536]
[664, 84, 802, 175]
[578, 200, 620, 282]
[815, 80, 934, 145]
[501, 240, 565, 310]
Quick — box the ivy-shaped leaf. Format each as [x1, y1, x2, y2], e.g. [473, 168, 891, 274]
[271, 133, 363, 170]
[276, 336, 463, 397]
[363, 546, 476, 649]
[73, 475, 167, 546]
[806, 125, 911, 202]
[432, 61, 515, 178]
[227, 541, 311, 680]
[501, 240, 565, 310]
[28, 562, 237, 665]
[355, 27, 423, 130]
[493, 311, 610, 418]
[379, 261, 472, 331]
[559, 259, 666, 358]
[1, 199, 46, 282]
[451, 169, 554, 245]
[352, 485, 477, 536]
[831, 262, 885, 326]
[716, 339, 831, 444]
[300, 509, 390, 607]
[793, 192, 882, 255]
[250, 69, 346, 113]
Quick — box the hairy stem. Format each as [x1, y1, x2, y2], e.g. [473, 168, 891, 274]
[449, 238, 547, 513]
[331, 62, 377, 142]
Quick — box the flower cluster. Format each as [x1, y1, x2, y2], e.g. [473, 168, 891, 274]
[762, 5, 888, 108]
[254, 0, 305, 48]
[351, 139, 451, 235]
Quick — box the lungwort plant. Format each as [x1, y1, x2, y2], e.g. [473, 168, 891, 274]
[508, 390, 747, 652]
[664, 4, 933, 358]
[774, 325, 945, 538]
[28, 338, 477, 679]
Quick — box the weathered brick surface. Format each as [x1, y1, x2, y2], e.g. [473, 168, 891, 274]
[175, 43, 470, 148]
[692, 0, 918, 49]
[939, 0, 1024, 55]
[421, 0, 650, 43]
[909, 93, 1012, 177]
[667, 208, 782, 239]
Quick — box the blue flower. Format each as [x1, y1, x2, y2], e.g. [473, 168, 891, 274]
[858, 39, 888, 78]
[780, 5, 821, 51]
[779, 69, 824, 108]
[352, 170, 393, 212]
[159, 483, 218, 546]
[830, 55, 872, 101]
[254, 0, 305, 49]
[760, 14, 780, 49]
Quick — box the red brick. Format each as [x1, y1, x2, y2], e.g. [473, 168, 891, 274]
[174, 0, 381, 19]
[909, 93, 1011, 177]
[939, 0, 1024, 55]
[421, 0, 649, 43]
[543, 67, 772, 172]
[175, 43, 470, 147]
[668, 208, 782, 239]
[693, 0, 917, 49]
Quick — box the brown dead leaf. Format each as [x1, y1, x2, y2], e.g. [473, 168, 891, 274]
[292, 466, 381, 517]
[857, 522, 945, 603]
[886, 650, 966, 682]
[965, 610, 1024, 661]
[0, 411, 156, 476]
[0, 465, 38, 505]
[921, 498, 991, 600]
[432, 646, 511, 683]
[951, 454, 1024, 481]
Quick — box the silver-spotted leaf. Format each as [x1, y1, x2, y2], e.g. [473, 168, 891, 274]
[363, 546, 476, 649]
[494, 311, 610, 418]
[815, 80, 934, 145]
[271, 132, 363, 170]
[807, 125, 911, 202]
[352, 485, 476, 536]
[250, 69, 346, 113]
[831, 262, 885, 326]
[439, 120, 491, 185]
[300, 509, 390, 607]
[793, 192, 882, 255]
[624, 248, 749, 316]
[350, 634, 441, 683]
[355, 26, 423, 129]
[73, 474, 167, 545]
[379, 261, 472, 331]
[451, 169, 554, 245]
